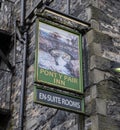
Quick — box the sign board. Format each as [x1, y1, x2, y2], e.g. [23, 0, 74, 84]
[34, 86, 84, 114]
[34, 20, 83, 93]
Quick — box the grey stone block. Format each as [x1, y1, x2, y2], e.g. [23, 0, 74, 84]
[96, 98, 106, 115]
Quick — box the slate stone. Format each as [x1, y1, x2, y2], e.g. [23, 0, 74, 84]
[50, 110, 67, 129]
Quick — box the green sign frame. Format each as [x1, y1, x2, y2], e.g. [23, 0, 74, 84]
[34, 86, 84, 114]
[34, 19, 83, 93]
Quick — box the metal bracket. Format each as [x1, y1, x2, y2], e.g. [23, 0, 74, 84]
[16, 27, 25, 44]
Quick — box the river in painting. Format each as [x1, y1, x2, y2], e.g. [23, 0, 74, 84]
[38, 22, 80, 78]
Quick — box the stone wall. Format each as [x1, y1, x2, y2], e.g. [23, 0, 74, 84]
[0, 0, 14, 32]
[85, 0, 120, 130]
[0, 0, 120, 130]
[0, 62, 12, 110]
[6, 1, 80, 130]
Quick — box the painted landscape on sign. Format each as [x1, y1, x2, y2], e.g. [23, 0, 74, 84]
[38, 22, 80, 78]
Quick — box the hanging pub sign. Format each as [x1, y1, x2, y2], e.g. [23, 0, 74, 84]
[34, 86, 84, 114]
[34, 20, 83, 93]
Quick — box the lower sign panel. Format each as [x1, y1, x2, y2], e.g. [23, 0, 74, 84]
[34, 86, 84, 114]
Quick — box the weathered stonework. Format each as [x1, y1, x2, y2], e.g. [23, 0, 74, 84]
[0, 0, 14, 32]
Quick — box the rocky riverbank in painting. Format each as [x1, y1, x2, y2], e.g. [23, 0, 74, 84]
[38, 22, 80, 78]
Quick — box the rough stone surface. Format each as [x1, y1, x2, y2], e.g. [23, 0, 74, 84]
[96, 98, 106, 115]
[98, 115, 120, 130]
[0, 1, 14, 32]
[90, 55, 111, 70]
